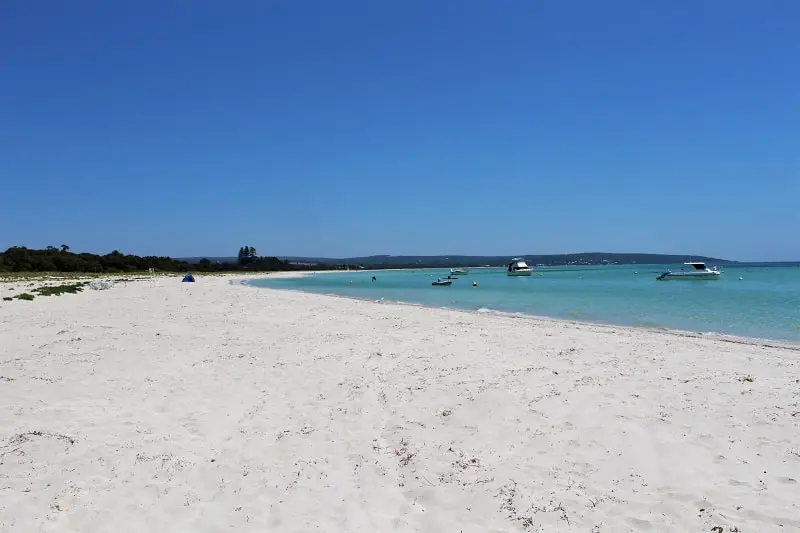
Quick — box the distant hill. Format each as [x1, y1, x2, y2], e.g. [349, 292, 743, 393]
[181, 253, 735, 268]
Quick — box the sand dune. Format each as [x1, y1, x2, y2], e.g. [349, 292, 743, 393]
[1, 275, 799, 532]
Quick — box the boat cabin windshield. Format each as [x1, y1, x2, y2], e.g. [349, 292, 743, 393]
[691, 263, 707, 270]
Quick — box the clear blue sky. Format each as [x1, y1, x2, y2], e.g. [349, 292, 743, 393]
[1, 1, 798, 261]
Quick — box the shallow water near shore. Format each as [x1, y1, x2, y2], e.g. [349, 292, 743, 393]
[251, 264, 800, 342]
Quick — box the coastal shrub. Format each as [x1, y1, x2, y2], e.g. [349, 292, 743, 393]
[14, 293, 35, 301]
[0, 246, 314, 274]
[2, 297, 11, 301]
[33, 282, 89, 297]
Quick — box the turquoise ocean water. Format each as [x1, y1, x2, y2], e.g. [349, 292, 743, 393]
[251, 264, 800, 342]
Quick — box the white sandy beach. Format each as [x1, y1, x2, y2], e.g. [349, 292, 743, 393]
[1, 274, 799, 532]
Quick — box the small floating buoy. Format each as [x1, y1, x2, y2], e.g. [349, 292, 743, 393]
[634, 271, 638, 274]
[739, 276, 743, 280]
[472, 281, 478, 287]
[349, 280, 353, 285]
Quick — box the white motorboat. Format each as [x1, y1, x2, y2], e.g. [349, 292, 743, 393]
[656, 262, 722, 280]
[450, 268, 469, 275]
[506, 258, 533, 276]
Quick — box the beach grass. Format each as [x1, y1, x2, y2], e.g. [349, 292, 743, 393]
[32, 281, 90, 296]
[12, 292, 35, 301]
[0, 270, 256, 282]
[0, 271, 155, 281]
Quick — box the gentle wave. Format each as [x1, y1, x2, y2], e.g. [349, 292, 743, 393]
[251, 265, 800, 342]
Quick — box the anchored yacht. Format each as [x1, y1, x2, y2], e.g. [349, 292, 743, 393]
[506, 258, 533, 276]
[656, 262, 722, 280]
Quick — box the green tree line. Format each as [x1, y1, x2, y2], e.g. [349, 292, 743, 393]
[0, 246, 321, 273]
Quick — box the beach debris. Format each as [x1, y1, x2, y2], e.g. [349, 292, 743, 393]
[497, 480, 545, 529]
[453, 455, 480, 470]
[4, 430, 76, 451]
[555, 502, 570, 525]
[395, 437, 416, 467]
[497, 480, 518, 515]
[89, 280, 113, 290]
[738, 375, 755, 383]
[134, 452, 193, 481]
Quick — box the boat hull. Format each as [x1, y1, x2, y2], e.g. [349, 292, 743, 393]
[507, 270, 533, 277]
[657, 272, 721, 280]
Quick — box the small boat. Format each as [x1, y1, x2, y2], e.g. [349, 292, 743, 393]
[432, 279, 452, 286]
[450, 268, 469, 275]
[656, 262, 722, 280]
[506, 258, 533, 276]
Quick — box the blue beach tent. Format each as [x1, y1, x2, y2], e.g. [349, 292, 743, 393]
[182, 273, 195, 282]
